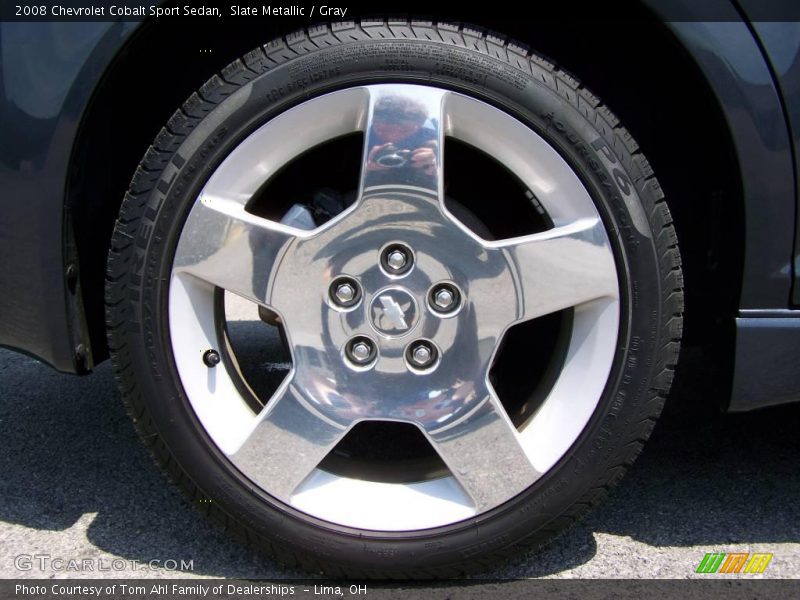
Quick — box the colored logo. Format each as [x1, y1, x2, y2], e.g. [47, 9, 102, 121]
[696, 552, 773, 574]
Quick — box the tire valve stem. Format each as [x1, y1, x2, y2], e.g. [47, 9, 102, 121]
[203, 349, 221, 368]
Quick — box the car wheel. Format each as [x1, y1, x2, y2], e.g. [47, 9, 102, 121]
[106, 20, 683, 577]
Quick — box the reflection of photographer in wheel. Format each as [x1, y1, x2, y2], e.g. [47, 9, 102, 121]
[365, 95, 438, 187]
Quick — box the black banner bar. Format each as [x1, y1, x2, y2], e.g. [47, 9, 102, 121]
[3, 579, 800, 600]
[2, 0, 800, 23]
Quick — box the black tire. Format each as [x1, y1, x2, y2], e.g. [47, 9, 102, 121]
[106, 20, 683, 578]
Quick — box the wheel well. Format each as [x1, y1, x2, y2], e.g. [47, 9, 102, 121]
[70, 11, 743, 403]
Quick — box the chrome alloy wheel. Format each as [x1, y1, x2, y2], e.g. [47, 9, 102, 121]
[168, 84, 620, 531]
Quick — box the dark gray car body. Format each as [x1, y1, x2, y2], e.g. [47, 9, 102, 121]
[1, 1, 798, 411]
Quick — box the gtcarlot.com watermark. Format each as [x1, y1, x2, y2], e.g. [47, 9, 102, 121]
[14, 554, 194, 572]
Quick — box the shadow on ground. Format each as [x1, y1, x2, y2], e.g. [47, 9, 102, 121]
[0, 337, 797, 578]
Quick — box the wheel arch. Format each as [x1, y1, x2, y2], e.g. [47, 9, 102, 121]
[67, 18, 294, 363]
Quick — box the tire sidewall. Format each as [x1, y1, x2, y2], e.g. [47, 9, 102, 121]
[123, 37, 664, 572]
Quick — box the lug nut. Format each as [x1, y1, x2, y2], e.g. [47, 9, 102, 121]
[406, 340, 438, 370]
[381, 244, 413, 275]
[351, 342, 371, 362]
[429, 283, 461, 314]
[434, 289, 454, 310]
[329, 277, 361, 308]
[203, 349, 221, 368]
[335, 283, 355, 303]
[387, 250, 407, 270]
[345, 336, 377, 366]
[412, 345, 432, 365]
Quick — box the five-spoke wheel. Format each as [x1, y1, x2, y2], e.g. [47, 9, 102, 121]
[169, 85, 619, 528]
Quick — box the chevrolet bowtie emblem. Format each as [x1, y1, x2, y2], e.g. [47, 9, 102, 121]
[378, 295, 410, 330]
[369, 288, 419, 336]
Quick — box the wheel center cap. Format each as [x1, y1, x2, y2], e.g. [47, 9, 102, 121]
[369, 288, 418, 337]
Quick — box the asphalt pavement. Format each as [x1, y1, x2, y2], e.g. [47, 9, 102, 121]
[0, 333, 798, 580]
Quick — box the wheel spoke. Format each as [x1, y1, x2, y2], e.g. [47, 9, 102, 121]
[231, 377, 349, 503]
[493, 217, 618, 324]
[426, 387, 540, 511]
[358, 85, 446, 199]
[173, 196, 300, 307]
